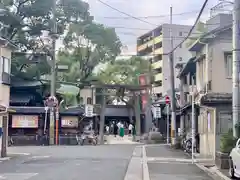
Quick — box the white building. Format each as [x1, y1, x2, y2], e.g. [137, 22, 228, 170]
[137, 24, 193, 96]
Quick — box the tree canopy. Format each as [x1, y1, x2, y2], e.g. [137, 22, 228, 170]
[0, 0, 121, 82]
[97, 56, 150, 85]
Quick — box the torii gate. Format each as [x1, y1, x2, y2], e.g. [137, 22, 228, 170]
[91, 83, 151, 144]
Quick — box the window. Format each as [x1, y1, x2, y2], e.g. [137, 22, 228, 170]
[2, 57, 10, 73]
[179, 57, 182, 61]
[87, 97, 92, 104]
[179, 31, 183, 36]
[225, 53, 232, 78]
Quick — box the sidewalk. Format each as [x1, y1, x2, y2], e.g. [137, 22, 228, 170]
[105, 135, 141, 145]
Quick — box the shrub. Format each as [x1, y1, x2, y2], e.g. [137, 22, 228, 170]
[220, 129, 238, 153]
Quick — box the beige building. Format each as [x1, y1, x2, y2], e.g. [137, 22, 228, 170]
[0, 37, 18, 156]
[187, 14, 232, 159]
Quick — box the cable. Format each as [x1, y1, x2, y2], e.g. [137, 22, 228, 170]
[96, 0, 157, 26]
[165, 0, 209, 55]
[101, 9, 208, 19]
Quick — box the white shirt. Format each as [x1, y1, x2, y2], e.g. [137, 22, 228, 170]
[128, 124, 133, 130]
[117, 122, 121, 128]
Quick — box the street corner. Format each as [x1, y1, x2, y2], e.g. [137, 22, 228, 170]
[196, 163, 231, 180]
[0, 152, 31, 162]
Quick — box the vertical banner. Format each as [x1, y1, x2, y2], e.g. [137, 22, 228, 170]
[138, 74, 148, 112]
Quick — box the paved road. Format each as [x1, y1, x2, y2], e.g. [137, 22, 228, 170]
[145, 145, 214, 180]
[0, 145, 136, 180]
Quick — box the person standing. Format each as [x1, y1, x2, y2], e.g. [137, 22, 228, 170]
[105, 125, 109, 135]
[119, 122, 124, 138]
[113, 122, 118, 137]
[128, 123, 133, 136]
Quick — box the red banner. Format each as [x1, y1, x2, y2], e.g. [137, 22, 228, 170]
[139, 74, 148, 111]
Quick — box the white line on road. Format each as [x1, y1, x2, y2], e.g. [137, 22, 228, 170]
[0, 176, 6, 179]
[31, 156, 50, 159]
[9, 152, 30, 156]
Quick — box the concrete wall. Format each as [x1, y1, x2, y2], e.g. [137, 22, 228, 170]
[198, 107, 216, 159]
[211, 30, 232, 93]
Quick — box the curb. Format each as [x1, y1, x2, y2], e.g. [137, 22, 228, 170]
[196, 163, 231, 180]
[142, 145, 150, 180]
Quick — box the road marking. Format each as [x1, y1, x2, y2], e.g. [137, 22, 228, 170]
[0, 173, 38, 180]
[147, 157, 212, 163]
[31, 156, 50, 159]
[8, 152, 30, 156]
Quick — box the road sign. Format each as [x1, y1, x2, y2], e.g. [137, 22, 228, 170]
[153, 106, 161, 118]
[165, 96, 170, 104]
[85, 104, 93, 117]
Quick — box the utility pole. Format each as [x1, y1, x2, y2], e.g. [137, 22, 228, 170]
[134, 92, 141, 140]
[99, 89, 106, 144]
[1, 116, 7, 157]
[191, 75, 195, 163]
[49, 0, 57, 145]
[232, 0, 240, 138]
[145, 31, 155, 133]
[169, 6, 177, 145]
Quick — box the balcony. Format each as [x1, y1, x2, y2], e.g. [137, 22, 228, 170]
[1, 72, 10, 85]
[152, 60, 162, 70]
[154, 73, 163, 82]
[137, 35, 163, 52]
[150, 47, 163, 55]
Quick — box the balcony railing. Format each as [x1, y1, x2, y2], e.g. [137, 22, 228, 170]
[154, 73, 163, 82]
[152, 60, 162, 70]
[137, 35, 163, 52]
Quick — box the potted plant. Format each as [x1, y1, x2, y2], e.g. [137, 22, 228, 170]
[216, 129, 237, 169]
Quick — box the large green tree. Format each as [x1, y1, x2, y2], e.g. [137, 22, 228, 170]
[57, 22, 121, 83]
[97, 56, 150, 85]
[0, 0, 121, 81]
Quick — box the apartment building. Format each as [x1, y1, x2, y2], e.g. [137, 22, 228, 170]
[137, 24, 193, 96]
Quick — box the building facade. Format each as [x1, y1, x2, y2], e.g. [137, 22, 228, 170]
[187, 13, 232, 159]
[137, 24, 192, 97]
[0, 37, 17, 156]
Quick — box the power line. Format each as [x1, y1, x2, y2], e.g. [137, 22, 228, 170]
[96, 0, 157, 26]
[106, 21, 232, 32]
[165, 0, 209, 55]
[100, 9, 206, 19]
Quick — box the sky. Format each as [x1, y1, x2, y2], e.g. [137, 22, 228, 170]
[83, 0, 232, 54]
